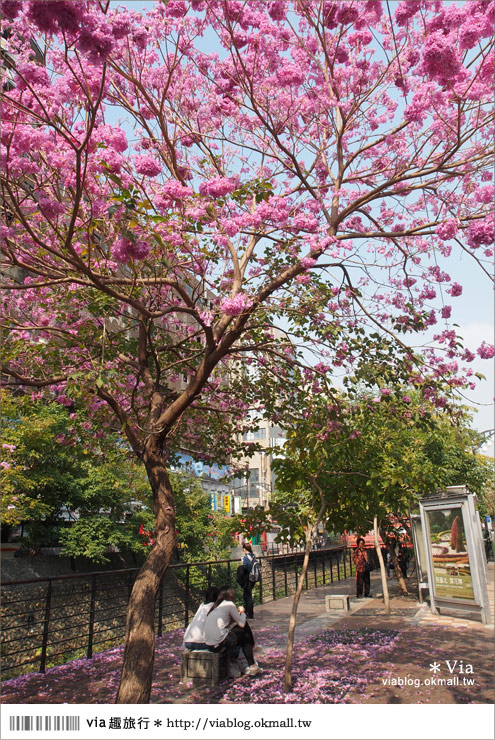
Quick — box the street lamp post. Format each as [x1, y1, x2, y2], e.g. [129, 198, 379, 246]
[477, 429, 494, 455]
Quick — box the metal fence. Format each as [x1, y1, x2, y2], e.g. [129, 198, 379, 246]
[1, 546, 354, 678]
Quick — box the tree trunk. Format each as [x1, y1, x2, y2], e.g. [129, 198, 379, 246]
[283, 528, 313, 693]
[385, 540, 409, 596]
[373, 516, 390, 614]
[116, 440, 175, 704]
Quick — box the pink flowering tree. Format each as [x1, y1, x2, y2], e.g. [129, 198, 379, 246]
[1, 0, 494, 702]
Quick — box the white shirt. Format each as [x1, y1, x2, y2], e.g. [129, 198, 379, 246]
[204, 600, 246, 647]
[182, 602, 212, 648]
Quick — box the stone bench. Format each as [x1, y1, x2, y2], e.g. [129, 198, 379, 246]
[180, 648, 232, 686]
[325, 594, 351, 612]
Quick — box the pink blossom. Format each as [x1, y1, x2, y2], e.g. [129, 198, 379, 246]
[292, 215, 318, 232]
[131, 28, 148, 51]
[233, 31, 248, 49]
[213, 234, 230, 248]
[475, 185, 494, 204]
[54, 1, 86, 33]
[322, 1, 338, 28]
[219, 293, 253, 316]
[436, 220, 458, 241]
[296, 273, 311, 284]
[199, 176, 238, 198]
[39, 198, 64, 219]
[300, 256, 317, 270]
[100, 149, 123, 173]
[467, 216, 494, 248]
[161, 180, 193, 201]
[420, 32, 462, 84]
[55, 395, 72, 406]
[220, 218, 240, 237]
[314, 362, 330, 374]
[395, 1, 420, 27]
[1, 461, 12, 469]
[98, 125, 128, 153]
[165, 0, 187, 18]
[77, 23, 115, 63]
[199, 311, 214, 327]
[449, 283, 463, 297]
[363, 0, 383, 25]
[154, 194, 172, 212]
[380, 388, 391, 396]
[27, 0, 62, 33]
[459, 22, 482, 51]
[110, 15, 132, 39]
[336, 1, 360, 26]
[276, 62, 305, 87]
[1, 1, 22, 20]
[441, 306, 452, 319]
[16, 63, 51, 90]
[134, 155, 162, 177]
[425, 310, 437, 327]
[2, 444, 16, 452]
[429, 266, 450, 283]
[112, 237, 150, 263]
[268, 1, 287, 21]
[477, 342, 495, 360]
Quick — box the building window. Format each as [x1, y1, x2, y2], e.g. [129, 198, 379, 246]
[248, 468, 260, 504]
[243, 427, 266, 441]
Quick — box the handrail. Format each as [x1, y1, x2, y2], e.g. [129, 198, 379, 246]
[1, 545, 353, 678]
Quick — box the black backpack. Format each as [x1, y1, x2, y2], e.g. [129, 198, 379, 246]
[236, 564, 248, 586]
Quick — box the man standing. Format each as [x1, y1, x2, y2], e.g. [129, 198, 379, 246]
[353, 537, 372, 598]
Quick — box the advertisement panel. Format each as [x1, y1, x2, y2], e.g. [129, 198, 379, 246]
[426, 506, 474, 601]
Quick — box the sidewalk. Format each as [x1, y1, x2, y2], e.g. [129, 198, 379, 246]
[2, 565, 493, 705]
[236, 565, 494, 705]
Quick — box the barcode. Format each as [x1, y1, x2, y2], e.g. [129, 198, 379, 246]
[9, 716, 80, 732]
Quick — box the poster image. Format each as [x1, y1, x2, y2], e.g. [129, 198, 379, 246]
[426, 507, 474, 601]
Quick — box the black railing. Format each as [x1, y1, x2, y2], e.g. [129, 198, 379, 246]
[1, 546, 354, 678]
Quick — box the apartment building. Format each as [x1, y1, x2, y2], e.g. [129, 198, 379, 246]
[231, 419, 286, 512]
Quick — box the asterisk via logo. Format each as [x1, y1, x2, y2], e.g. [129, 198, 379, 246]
[154, 720, 162, 727]
[429, 662, 441, 673]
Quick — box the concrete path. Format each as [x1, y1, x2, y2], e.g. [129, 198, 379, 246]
[253, 563, 494, 644]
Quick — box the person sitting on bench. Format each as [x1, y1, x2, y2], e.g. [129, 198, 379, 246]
[182, 586, 220, 651]
[204, 585, 263, 677]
